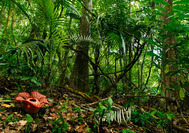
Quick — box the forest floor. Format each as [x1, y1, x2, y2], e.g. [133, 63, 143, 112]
[0, 89, 145, 133]
[0, 77, 188, 133]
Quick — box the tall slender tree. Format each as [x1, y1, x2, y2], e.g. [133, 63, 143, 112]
[161, 0, 180, 132]
[161, 0, 180, 102]
[69, 0, 92, 92]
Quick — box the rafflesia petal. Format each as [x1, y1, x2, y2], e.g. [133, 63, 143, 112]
[15, 96, 25, 101]
[31, 91, 46, 99]
[15, 92, 31, 101]
[39, 97, 49, 106]
[15, 91, 49, 113]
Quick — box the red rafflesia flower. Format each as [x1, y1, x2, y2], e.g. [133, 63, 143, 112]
[15, 91, 49, 113]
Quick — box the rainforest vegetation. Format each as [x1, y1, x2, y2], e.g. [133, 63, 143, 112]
[0, 0, 189, 132]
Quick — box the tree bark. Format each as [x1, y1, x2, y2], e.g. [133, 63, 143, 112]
[3, 10, 11, 35]
[69, 0, 92, 92]
[0, 9, 5, 29]
[161, 0, 180, 101]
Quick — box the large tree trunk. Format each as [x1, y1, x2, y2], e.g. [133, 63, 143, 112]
[69, 0, 92, 92]
[161, 0, 180, 132]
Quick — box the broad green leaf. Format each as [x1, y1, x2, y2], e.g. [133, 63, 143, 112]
[52, 127, 57, 133]
[6, 114, 14, 120]
[123, 129, 135, 133]
[167, 113, 175, 120]
[43, 0, 54, 20]
[31, 77, 37, 83]
[165, 64, 169, 74]
[0, 63, 8, 66]
[21, 77, 31, 80]
[96, 107, 103, 115]
[31, 77, 41, 86]
[161, 93, 165, 96]
[63, 122, 68, 130]
[10, 93, 18, 96]
[134, 118, 140, 123]
[0, 108, 5, 112]
[61, 109, 67, 112]
[108, 110, 114, 116]
[170, 85, 180, 90]
[99, 102, 107, 110]
[0, 100, 12, 102]
[108, 97, 113, 106]
[58, 112, 64, 122]
[180, 74, 185, 84]
[105, 113, 111, 124]
[151, 108, 157, 116]
[58, 127, 62, 133]
[179, 88, 185, 100]
[25, 114, 33, 123]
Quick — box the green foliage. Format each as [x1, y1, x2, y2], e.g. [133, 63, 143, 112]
[122, 129, 135, 133]
[179, 88, 185, 100]
[25, 114, 33, 133]
[131, 108, 169, 131]
[6, 113, 14, 121]
[166, 112, 176, 121]
[151, 108, 167, 127]
[25, 114, 33, 123]
[93, 97, 114, 124]
[51, 112, 68, 133]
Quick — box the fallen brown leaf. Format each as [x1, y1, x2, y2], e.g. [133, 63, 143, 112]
[19, 120, 27, 126]
[50, 108, 55, 113]
[31, 123, 38, 132]
[9, 130, 17, 133]
[17, 120, 27, 131]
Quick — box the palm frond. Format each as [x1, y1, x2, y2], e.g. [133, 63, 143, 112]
[35, 0, 54, 23]
[57, 0, 81, 18]
[16, 40, 45, 67]
[35, 0, 67, 40]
